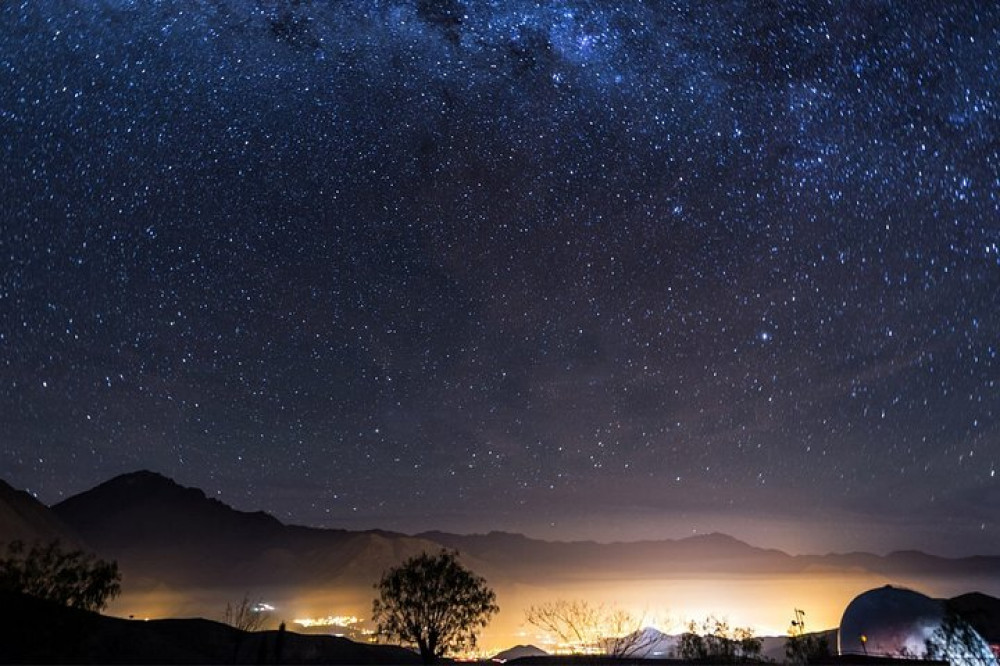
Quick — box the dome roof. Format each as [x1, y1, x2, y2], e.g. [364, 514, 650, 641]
[838, 586, 996, 666]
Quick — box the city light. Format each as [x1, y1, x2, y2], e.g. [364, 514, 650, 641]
[292, 614, 364, 628]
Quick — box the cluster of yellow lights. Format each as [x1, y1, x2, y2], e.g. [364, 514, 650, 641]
[527, 627, 638, 657]
[450, 647, 495, 661]
[292, 615, 364, 628]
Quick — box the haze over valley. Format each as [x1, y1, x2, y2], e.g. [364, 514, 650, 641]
[4, 471, 998, 653]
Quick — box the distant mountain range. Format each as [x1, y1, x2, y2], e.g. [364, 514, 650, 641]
[1, 470, 998, 591]
[3, 471, 1000, 663]
[419, 529, 1000, 580]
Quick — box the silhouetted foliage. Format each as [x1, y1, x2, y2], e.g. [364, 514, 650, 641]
[525, 598, 658, 657]
[222, 593, 270, 664]
[679, 627, 708, 662]
[223, 593, 269, 632]
[0, 540, 121, 611]
[785, 609, 830, 665]
[734, 626, 764, 663]
[678, 616, 762, 663]
[372, 549, 498, 664]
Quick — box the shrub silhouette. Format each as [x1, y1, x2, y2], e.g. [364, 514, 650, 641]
[0, 539, 121, 611]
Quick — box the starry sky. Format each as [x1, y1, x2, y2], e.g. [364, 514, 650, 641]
[2, 0, 998, 557]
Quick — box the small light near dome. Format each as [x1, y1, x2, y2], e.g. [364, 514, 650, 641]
[840, 587, 997, 666]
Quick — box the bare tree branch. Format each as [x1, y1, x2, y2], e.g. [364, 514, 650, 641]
[526, 599, 657, 657]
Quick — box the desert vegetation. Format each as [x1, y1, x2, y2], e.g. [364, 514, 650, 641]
[525, 598, 657, 657]
[372, 549, 499, 664]
[0, 539, 120, 611]
[223, 593, 271, 632]
[677, 615, 763, 663]
[785, 608, 830, 664]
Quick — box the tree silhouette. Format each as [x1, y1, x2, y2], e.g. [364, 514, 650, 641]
[220, 593, 270, 663]
[372, 549, 498, 664]
[0, 540, 121, 611]
[223, 593, 269, 632]
[785, 608, 830, 665]
[525, 599, 658, 657]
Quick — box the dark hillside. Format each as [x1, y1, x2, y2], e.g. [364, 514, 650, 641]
[0, 590, 421, 664]
[0, 478, 82, 547]
[51, 470, 445, 587]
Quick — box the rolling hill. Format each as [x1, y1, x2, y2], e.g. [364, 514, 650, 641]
[0, 589, 420, 664]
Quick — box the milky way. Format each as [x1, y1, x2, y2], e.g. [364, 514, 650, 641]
[2, 0, 998, 555]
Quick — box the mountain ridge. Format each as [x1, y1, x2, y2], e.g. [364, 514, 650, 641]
[2, 470, 998, 590]
[0, 478, 82, 548]
[46, 471, 471, 588]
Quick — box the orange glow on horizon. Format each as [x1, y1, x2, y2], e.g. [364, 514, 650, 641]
[104, 570, 1000, 656]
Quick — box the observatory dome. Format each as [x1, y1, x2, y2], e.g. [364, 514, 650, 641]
[838, 585, 996, 666]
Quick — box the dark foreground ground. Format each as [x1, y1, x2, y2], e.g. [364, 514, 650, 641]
[0, 591, 421, 664]
[0, 591, 966, 666]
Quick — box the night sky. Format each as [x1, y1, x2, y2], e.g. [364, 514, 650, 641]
[2, 0, 998, 557]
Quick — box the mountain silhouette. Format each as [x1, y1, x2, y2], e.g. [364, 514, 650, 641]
[417, 529, 796, 578]
[0, 470, 990, 590]
[492, 644, 549, 660]
[54, 470, 285, 546]
[0, 479, 82, 547]
[49, 470, 461, 588]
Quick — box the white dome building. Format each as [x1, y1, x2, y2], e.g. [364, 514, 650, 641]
[839, 586, 997, 666]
